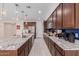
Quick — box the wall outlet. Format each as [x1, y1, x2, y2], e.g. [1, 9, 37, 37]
[75, 33, 79, 38]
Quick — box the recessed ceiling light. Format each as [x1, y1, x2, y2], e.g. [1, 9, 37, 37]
[15, 4, 19, 7]
[38, 10, 42, 14]
[16, 11, 19, 14]
[26, 6, 31, 8]
[25, 14, 27, 16]
[24, 15, 28, 19]
[21, 11, 24, 13]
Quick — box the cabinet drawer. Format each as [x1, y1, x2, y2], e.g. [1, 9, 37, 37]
[18, 43, 25, 55]
[49, 39, 55, 45]
[18, 50, 25, 56]
[55, 43, 64, 55]
[0, 50, 17, 56]
[50, 45, 55, 56]
[55, 48, 63, 56]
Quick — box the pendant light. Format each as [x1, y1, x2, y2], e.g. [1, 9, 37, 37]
[0, 3, 6, 20]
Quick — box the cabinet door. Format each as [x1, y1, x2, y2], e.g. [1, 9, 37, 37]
[52, 11, 57, 29]
[47, 16, 53, 29]
[50, 40, 55, 56]
[55, 48, 62, 56]
[19, 51, 25, 56]
[46, 37, 49, 48]
[44, 21, 47, 32]
[63, 3, 75, 28]
[47, 37, 55, 56]
[50, 44, 55, 56]
[25, 42, 29, 56]
[56, 4, 63, 29]
[28, 38, 32, 54]
[44, 36, 49, 48]
[76, 4, 79, 28]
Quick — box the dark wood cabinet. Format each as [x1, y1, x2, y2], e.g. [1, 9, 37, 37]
[18, 36, 33, 56]
[44, 35, 55, 56]
[44, 3, 79, 31]
[19, 50, 25, 56]
[55, 48, 62, 56]
[44, 35, 50, 49]
[44, 21, 47, 33]
[63, 3, 75, 28]
[52, 11, 57, 29]
[50, 45, 55, 56]
[25, 44, 29, 56]
[47, 16, 53, 29]
[0, 35, 34, 56]
[49, 39, 55, 56]
[75, 4, 79, 28]
[44, 34, 79, 56]
[24, 22, 36, 38]
[56, 4, 63, 29]
[28, 37, 32, 54]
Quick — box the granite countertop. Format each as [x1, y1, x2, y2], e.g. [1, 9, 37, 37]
[0, 34, 34, 50]
[44, 33, 79, 50]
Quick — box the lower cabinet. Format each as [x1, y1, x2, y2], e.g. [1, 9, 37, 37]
[44, 36, 49, 48]
[55, 48, 62, 56]
[19, 50, 25, 56]
[50, 44, 55, 56]
[0, 36, 34, 56]
[25, 45, 29, 56]
[44, 34, 79, 56]
[44, 35, 64, 56]
[18, 36, 34, 56]
[18, 37, 33, 56]
[44, 36, 63, 56]
[24, 41, 29, 56]
[28, 37, 32, 54]
[44, 36, 55, 56]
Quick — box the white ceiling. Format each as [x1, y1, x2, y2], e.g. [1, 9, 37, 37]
[0, 3, 59, 21]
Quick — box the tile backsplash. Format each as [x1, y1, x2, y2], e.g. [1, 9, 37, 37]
[62, 29, 79, 39]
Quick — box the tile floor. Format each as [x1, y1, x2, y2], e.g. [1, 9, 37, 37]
[29, 37, 51, 56]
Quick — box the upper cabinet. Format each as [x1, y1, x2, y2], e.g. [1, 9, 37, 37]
[63, 3, 75, 28]
[56, 4, 63, 29]
[47, 15, 53, 29]
[44, 21, 47, 32]
[52, 11, 57, 29]
[75, 4, 79, 28]
[44, 3, 79, 32]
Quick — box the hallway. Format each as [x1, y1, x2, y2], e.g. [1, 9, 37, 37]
[29, 37, 51, 56]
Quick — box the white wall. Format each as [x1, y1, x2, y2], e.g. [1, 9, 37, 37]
[44, 4, 59, 21]
[0, 21, 16, 38]
[0, 22, 4, 38]
[0, 19, 44, 39]
[36, 20, 44, 38]
[4, 23, 16, 37]
[0, 20, 23, 38]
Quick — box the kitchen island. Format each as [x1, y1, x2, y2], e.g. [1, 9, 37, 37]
[44, 33, 79, 56]
[0, 34, 34, 56]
